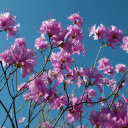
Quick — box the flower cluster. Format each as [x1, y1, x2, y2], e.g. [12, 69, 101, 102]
[0, 11, 20, 39]
[89, 96, 128, 128]
[66, 96, 83, 123]
[98, 57, 114, 76]
[89, 24, 123, 50]
[2, 10, 128, 128]
[35, 13, 85, 57]
[0, 38, 37, 78]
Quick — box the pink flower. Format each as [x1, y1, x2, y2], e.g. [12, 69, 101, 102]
[23, 93, 31, 101]
[89, 110, 101, 126]
[89, 24, 107, 40]
[105, 25, 123, 50]
[115, 64, 126, 74]
[14, 38, 27, 47]
[18, 117, 25, 123]
[0, 11, 20, 39]
[81, 94, 93, 106]
[94, 78, 103, 93]
[66, 96, 83, 123]
[42, 121, 53, 128]
[98, 57, 110, 71]
[51, 29, 68, 46]
[106, 25, 123, 45]
[89, 97, 128, 128]
[104, 65, 115, 76]
[50, 51, 74, 72]
[66, 25, 85, 43]
[6, 24, 20, 39]
[0, 39, 37, 78]
[83, 67, 103, 79]
[112, 83, 125, 92]
[67, 13, 83, 28]
[102, 78, 116, 86]
[121, 36, 128, 53]
[40, 19, 62, 36]
[0, 12, 16, 30]
[121, 94, 128, 103]
[89, 24, 123, 50]
[98, 96, 107, 106]
[98, 57, 114, 76]
[72, 42, 85, 56]
[87, 89, 97, 97]
[49, 95, 68, 111]
[66, 111, 80, 123]
[17, 82, 29, 91]
[35, 36, 49, 50]
[66, 68, 77, 82]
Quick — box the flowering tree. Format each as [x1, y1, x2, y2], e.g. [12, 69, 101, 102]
[0, 9, 128, 128]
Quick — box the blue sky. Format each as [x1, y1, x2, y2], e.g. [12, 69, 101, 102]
[1, 0, 128, 127]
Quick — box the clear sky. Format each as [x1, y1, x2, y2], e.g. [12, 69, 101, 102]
[1, 0, 128, 127]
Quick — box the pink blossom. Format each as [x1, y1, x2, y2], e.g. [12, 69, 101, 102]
[98, 57, 110, 71]
[72, 42, 85, 56]
[49, 95, 68, 111]
[66, 25, 85, 43]
[35, 36, 49, 50]
[40, 19, 62, 36]
[115, 63, 126, 74]
[23, 93, 31, 101]
[67, 13, 83, 28]
[112, 83, 125, 92]
[65, 68, 77, 82]
[14, 38, 27, 47]
[89, 24, 123, 50]
[66, 96, 83, 123]
[60, 36, 74, 54]
[26, 73, 59, 105]
[17, 83, 29, 91]
[50, 51, 74, 72]
[106, 26, 123, 45]
[0, 39, 37, 78]
[42, 121, 53, 128]
[105, 25, 123, 50]
[0, 12, 16, 30]
[121, 36, 128, 53]
[89, 110, 101, 126]
[94, 78, 103, 93]
[51, 29, 68, 46]
[89, 98, 128, 128]
[66, 111, 80, 123]
[77, 77, 83, 88]
[98, 57, 114, 76]
[102, 78, 116, 86]
[98, 96, 107, 106]
[81, 94, 93, 106]
[89, 24, 107, 40]
[121, 94, 128, 103]
[104, 65, 115, 76]
[18, 117, 25, 123]
[83, 67, 103, 79]
[6, 23, 20, 39]
[87, 89, 97, 97]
